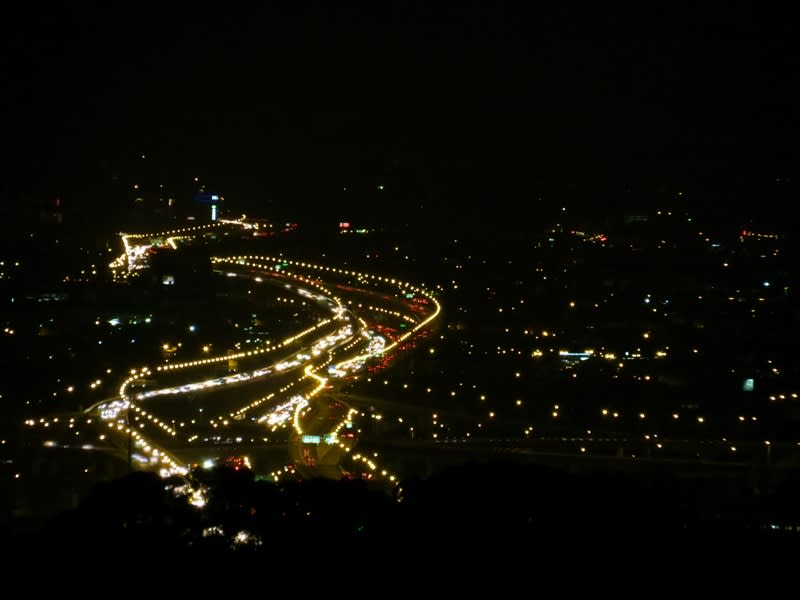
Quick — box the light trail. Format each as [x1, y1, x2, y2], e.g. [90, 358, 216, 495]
[34, 222, 443, 492]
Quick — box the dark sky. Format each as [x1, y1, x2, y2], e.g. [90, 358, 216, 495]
[2, 2, 798, 225]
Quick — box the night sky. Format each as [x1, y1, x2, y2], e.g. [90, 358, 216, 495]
[2, 2, 798, 227]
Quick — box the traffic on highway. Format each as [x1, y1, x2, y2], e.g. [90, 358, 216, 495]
[26, 218, 442, 499]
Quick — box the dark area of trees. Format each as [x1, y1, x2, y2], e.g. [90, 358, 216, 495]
[3, 460, 799, 598]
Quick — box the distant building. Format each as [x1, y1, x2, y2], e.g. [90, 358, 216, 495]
[193, 192, 224, 222]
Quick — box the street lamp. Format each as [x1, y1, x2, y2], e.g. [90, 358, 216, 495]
[126, 378, 150, 472]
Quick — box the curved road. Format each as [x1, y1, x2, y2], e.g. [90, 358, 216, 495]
[28, 218, 442, 495]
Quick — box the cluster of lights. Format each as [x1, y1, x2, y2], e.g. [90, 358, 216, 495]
[259, 395, 306, 429]
[139, 327, 346, 406]
[130, 403, 178, 437]
[269, 463, 298, 481]
[740, 230, 780, 240]
[769, 392, 799, 401]
[331, 408, 359, 439]
[349, 452, 398, 485]
[231, 392, 275, 420]
[110, 218, 253, 277]
[37, 242, 442, 490]
[156, 341, 276, 371]
[327, 330, 386, 377]
[101, 419, 187, 477]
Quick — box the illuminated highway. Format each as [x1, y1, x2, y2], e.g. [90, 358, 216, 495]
[26, 218, 442, 495]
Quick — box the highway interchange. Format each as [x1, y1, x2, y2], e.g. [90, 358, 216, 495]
[26, 218, 442, 498]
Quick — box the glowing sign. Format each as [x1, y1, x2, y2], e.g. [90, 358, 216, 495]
[300, 433, 339, 444]
[558, 351, 593, 361]
[194, 193, 224, 204]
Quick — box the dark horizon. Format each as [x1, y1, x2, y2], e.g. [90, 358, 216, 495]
[2, 3, 798, 229]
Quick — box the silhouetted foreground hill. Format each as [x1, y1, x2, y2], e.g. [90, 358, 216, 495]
[3, 460, 799, 598]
